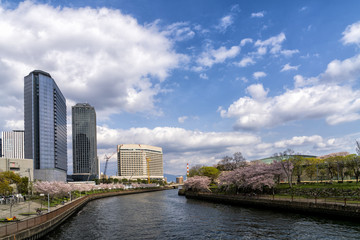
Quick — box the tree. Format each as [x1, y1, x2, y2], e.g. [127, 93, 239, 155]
[323, 157, 338, 182]
[217, 152, 247, 171]
[304, 157, 320, 181]
[189, 165, 203, 177]
[292, 155, 305, 183]
[346, 142, 360, 183]
[273, 149, 294, 188]
[199, 166, 219, 183]
[184, 176, 211, 192]
[218, 163, 278, 193]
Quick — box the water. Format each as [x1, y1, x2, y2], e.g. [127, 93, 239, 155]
[43, 190, 360, 239]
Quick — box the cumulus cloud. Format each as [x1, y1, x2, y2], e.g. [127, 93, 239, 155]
[251, 11, 265, 18]
[197, 45, 240, 68]
[96, 125, 261, 173]
[321, 54, 360, 83]
[295, 54, 360, 87]
[0, 1, 185, 127]
[220, 84, 360, 130]
[253, 71, 267, 79]
[246, 84, 268, 100]
[281, 63, 300, 72]
[254, 33, 299, 57]
[216, 15, 234, 32]
[235, 57, 255, 67]
[342, 21, 360, 45]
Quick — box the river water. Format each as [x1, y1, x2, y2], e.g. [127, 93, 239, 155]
[43, 189, 360, 239]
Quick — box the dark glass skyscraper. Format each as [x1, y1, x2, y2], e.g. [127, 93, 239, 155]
[72, 103, 98, 180]
[24, 70, 67, 181]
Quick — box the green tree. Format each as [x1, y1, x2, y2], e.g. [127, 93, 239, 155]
[291, 155, 305, 183]
[189, 165, 203, 177]
[199, 166, 220, 183]
[345, 154, 360, 183]
[17, 177, 29, 194]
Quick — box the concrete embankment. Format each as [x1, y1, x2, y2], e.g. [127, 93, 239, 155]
[0, 188, 166, 240]
[184, 191, 360, 220]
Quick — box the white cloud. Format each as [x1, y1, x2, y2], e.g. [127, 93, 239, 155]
[281, 63, 300, 72]
[216, 15, 233, 32]
[178, 116, 188, 123]
[199, 73, 208, 79]
[342, 21, 360, 45]
[321, 54, 360, 83]
[251, 11, 265, 18]
[0, 1, 186, 126]
[254, 33, 298, 57]
[274, 135, 323, 148]
[97, 125, 260, 174]
[220, 84, 360, 130]
[253, 71, 267, 79]
[197, 45, 240, 68]
[236, 77, 248, 83]
[295, 54, 360, 86]
[235, 57, 255, 67]
[280, 49, 299, 57]
[164, 22, 195, 41]
[240, 38, 253, 46]
[255, 32, 286, 54]
[246, 84, 268, 100]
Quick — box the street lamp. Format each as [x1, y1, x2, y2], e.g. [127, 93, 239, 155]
[40, 193, 50, 213]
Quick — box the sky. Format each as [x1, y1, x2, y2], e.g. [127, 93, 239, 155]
[1, 0, 360, 176]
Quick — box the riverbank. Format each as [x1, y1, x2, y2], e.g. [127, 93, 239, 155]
[182, 191, 360, 220]
[0, 188, 167, 240]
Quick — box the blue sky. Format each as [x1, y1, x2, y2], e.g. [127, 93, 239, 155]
[1, 0, 360, 176]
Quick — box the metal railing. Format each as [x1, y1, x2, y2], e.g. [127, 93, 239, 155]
[0, 188, 161, 238]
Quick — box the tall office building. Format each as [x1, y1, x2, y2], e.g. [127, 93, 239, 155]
[117, 144, 163, 179]
[72, 103, 98, 181]
[24, 70, 67, 181]
[1, 130, 24, 159]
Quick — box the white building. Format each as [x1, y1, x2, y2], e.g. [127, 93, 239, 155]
[0, 157, 33, 180]
[117, 144, 163, 180]
[1, 130, 24, 159]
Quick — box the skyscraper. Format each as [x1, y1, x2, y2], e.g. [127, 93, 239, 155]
[24, 70, 67, 181]
[1, 130, 25, 159]
[72, 103, 98, 181]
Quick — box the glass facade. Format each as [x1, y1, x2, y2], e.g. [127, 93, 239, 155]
[72, 103, 98, 179]
[24, 70, 67, 180]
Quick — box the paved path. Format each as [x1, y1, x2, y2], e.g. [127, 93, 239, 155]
[0, 199, 73, 221]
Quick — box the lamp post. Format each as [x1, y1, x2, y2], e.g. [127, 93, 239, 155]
[47, 193, 50, 213]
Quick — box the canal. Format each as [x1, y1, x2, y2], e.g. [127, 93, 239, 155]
[43, 189, 360, 239]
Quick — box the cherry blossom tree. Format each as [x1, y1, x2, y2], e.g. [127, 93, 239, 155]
[218, 163, 277, 193]
[184, 176, 211, 192]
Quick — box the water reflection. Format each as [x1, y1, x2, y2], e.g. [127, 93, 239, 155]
[43, 190, 360, 240]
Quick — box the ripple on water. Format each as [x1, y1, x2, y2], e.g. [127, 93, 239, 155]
[43, 190, 360, 240]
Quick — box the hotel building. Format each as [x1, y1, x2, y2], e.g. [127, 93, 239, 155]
[117, 144, 163, 180]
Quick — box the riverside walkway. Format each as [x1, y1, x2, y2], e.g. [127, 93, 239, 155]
[0, 188, 166, 239]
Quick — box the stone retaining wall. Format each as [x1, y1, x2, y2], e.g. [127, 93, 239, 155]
[184, 192, 360, 220]
[0, 188, 164, 240]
